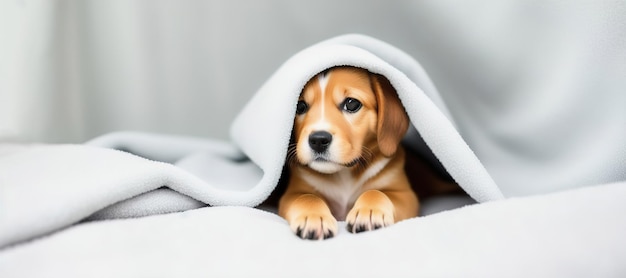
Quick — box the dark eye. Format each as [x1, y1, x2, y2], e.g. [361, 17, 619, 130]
[342, 98, 362, 113]
[296, 100, 308, 115]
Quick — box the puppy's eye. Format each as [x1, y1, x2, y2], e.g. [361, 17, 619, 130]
[296, 100, 308, 115]
[342, 98, 362, 113]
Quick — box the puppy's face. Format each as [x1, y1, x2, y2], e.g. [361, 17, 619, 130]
[292, 67, 408, 174]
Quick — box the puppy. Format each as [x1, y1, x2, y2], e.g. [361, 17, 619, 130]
[279, 66, 418, 240]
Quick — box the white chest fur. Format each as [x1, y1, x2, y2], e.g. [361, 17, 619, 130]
[299, 158, 391, 220]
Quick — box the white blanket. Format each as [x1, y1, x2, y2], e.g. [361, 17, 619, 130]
[1, 34, 625, 276]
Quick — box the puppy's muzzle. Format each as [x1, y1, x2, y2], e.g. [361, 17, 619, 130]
[308, 131, 332, 153]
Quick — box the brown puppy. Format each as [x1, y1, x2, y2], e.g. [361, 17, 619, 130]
[279, 66, 418, 240]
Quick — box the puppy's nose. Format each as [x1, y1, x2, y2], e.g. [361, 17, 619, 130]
[309, 131, 332, 153]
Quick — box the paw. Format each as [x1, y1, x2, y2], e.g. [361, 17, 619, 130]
[346, 190, 395, 233]
[346, 206, 394, 233]
[290, 212, 338, 240]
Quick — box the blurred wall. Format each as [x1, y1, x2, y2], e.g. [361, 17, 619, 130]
[2, 0, 621, 143]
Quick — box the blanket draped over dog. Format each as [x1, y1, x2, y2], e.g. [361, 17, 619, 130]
[1, 35, 625, 276]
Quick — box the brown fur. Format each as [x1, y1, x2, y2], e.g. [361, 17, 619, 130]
[278, 66, 419, 240]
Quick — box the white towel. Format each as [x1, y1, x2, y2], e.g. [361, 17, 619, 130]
[0, 34, 504, 248]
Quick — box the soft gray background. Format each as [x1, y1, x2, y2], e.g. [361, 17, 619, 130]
[1, 0, 625, 196]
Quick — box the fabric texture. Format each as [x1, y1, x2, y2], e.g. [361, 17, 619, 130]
[1, 34, 625, 276]
[1, 34, 503, 248]
[1, 181, 625, 277]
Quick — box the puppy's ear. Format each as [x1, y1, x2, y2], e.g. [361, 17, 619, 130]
[370, 73, 409, 157]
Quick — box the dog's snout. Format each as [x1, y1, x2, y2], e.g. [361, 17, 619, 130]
[309, 131, 332, 153]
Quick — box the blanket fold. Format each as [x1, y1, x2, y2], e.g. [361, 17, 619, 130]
[230, 34, 503, 205]
[1, 34, 507, 248]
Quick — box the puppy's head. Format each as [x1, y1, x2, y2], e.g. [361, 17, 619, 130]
[291, 66, 409, 174]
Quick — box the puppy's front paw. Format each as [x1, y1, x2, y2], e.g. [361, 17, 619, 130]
[346, 190, 395, 233]
[290, 212, 338, 240]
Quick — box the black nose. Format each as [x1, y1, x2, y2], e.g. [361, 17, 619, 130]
[309, 131, 332, 153]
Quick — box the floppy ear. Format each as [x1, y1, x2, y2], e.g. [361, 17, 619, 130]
[370, 73, 409, 157]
